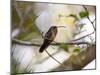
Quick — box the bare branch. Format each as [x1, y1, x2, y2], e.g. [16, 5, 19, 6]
[39, 50, 60, 64]
[12, 39, 41, 46]
[52, 45, 96, 71]
[82, 5, 96, 31]
[12, 38, 90, 47]
[92, 18, 96, 24]
[72, 31, 94, 41]
[44, 50, 66, 68]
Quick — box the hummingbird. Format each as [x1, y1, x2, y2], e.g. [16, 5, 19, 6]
[39, 26, 65, 53]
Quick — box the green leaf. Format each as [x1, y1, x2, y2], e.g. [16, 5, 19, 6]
[60, 44, 69, 52]
[79, 11, 89, 18]
[73, 47, 81, 53]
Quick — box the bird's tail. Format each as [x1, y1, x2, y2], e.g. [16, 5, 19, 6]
[39, 45, 45, 53]
[39, 39, 51, 53]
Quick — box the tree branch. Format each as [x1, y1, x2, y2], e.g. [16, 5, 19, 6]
[12, 38, 90, 47]
[52, 45, 96, 71]
[72, 31, 94, 41]
[82, 5, 96, 31]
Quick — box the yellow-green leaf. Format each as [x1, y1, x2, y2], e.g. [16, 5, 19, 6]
[60, 44, 69, 52]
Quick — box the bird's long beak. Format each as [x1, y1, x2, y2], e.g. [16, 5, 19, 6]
[57, 26, 66, 28]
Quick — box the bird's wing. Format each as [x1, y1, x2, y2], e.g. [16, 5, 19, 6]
[39, 39, 51, 53]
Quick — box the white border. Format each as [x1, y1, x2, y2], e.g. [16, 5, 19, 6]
[17, 0, 96, 5]
[0, 0, 10, 75]
[0, 0, 100, 75]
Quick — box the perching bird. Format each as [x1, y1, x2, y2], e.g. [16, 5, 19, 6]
[35, 4, 78, 43]
[35, 4, 79, 53]
[39, 26, 57, 53]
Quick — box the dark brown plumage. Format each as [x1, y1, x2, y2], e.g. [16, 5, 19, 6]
[39, 26, 57, 53]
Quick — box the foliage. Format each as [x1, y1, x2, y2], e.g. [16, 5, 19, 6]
[12, 1, 41, 41]
[79, 11, 89, 18]
[73, 47, 81, 53]
[60, 44, 69, 52]
[69, 14, 79, 20]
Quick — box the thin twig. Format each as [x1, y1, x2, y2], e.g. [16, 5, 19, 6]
[12, 39, 41, 46]
[82, 5, 96, 31]
[45, 49, 62, 65]
[92, 18, 96, 24]
[12, 38, 90, 47]
[72, 31, 94, 41]
[39, 50, 60, 64]
[45, 49, 66, 69]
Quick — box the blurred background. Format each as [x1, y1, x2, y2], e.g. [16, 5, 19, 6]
[11, 0, 96, 74]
